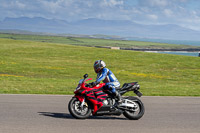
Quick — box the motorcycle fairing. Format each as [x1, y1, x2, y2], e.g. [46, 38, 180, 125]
[75, 95, 85, 102]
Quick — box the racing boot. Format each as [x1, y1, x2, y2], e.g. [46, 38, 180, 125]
[115, 91, 122, 104]
[112, 91, 122, 108]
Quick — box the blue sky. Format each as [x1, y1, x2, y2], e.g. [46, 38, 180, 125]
[0, 0, 200, 31]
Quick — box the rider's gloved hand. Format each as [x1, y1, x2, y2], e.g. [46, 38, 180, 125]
[91, 81, 99, 87]
[91, 82, 97, 86]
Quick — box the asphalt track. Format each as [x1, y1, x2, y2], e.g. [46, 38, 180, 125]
[0, 94, 199, 133]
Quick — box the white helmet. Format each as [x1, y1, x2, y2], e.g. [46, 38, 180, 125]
[93, 60, 106, 73]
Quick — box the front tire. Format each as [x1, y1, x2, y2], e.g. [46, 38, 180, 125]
[123, 97, 145, 120]
[68, 97, 92, 119]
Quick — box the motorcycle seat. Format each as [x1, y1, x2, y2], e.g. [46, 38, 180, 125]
[121, 82, 138, 90]
[116, 87, 121, 91]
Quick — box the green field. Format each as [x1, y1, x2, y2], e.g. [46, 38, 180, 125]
[0, 38, 200, 96]
[1, 33, 200, 49]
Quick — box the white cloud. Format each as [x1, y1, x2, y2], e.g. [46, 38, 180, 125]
[101, 0, 124, 7]
[0, 0, 26, 9]
[163, 9, 173, 17]
[15, 1, 26, 9]
[138, 0, 169, 7]
[39, 1, 60, 14]
[149, 0, 168, 7]
[146, 14, 158, 20]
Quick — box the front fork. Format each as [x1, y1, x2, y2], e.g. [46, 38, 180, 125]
[75, 95, 86, 109]
[75, 95, 102, 115]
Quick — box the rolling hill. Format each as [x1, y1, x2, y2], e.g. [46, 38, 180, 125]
[1, 17, 200, 41]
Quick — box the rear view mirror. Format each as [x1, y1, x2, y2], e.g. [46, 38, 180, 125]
[84, 74, 88, 79]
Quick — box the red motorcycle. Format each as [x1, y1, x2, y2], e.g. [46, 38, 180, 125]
[68, 74, 145, 120]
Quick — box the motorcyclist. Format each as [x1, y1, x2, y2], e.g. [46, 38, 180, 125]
[92, 60, 122, 103]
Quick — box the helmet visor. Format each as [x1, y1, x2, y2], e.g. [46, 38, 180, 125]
[94, 64, 101, 73]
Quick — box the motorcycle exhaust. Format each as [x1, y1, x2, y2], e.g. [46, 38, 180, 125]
[134, 90, 142, 97]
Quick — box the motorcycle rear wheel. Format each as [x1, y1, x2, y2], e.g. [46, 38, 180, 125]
[123, 97, 145, 120]
[68, 97, 92, 119]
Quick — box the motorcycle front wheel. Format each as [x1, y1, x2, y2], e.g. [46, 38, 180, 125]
[68, 97, 92, 119]
[123, 97, 145, 120]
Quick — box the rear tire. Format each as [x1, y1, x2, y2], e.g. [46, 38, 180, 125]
[68, 97, 92, 119]
[123, 97, 145, 120]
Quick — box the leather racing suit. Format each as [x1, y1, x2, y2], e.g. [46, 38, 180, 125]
[96, 68, 120, 95]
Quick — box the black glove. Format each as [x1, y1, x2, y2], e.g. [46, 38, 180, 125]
[91, 81, 101, 86]
[91, 82, 97, 86]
